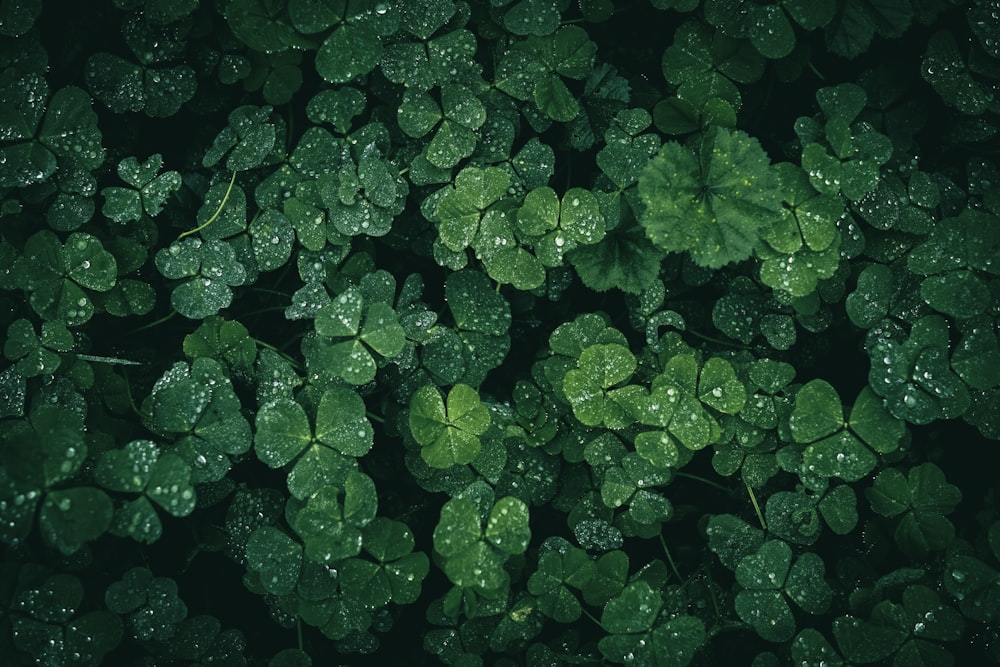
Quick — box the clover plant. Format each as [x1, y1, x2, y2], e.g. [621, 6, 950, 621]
[3, 1, 1000, 665]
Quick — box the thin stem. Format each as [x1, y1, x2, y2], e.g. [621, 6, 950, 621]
[746, 483, 767, 530]
[178, 170, 237, 240]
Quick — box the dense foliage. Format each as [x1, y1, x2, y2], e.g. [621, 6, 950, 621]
[2, 0, 1000, 665]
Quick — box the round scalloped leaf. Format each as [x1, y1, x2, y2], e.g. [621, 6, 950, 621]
[39, 487, 113, 555]
[485, 496, 530, 555]
[639, 126, 782, 268]
[64, 233, 117, 292]
[789, 379, 843, 443]
[246, 526, 302, 596]
[255, 398, 312, 468]
[316, 386, 373, 457]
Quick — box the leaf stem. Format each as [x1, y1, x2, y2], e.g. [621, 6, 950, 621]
[674, 471, 731, 494]
[746, 483, 767, 530]
[178, 170, 237, 240]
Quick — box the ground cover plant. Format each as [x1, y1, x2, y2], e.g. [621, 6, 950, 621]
[1, 0, 1000, 664]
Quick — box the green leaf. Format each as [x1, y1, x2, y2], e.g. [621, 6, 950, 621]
[639, 126, 783, 268]
[255, 398, 312, 468]
[698, 357, 746, 414]
[316, 386, 374, 457]
[410, 384, 491, 468]
[563, 343, 636, 426]
[484, 496, 530, 555]
[315, 22, 382, 84]
[789, 380, 843, 443]
[246, 526, 302, 596]
[39, 487, 113, 555]
[445, 269, 511, 336]
[601, 580, 662, 634]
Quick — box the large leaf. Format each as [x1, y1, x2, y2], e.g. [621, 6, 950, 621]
[639, 126, 783, 268]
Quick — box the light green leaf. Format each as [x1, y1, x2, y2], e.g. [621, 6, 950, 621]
[485, 496, 530, 555]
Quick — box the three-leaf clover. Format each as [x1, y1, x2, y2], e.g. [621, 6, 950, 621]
[433, 495, 530, 595]
[101, 153, 182, 223]
[312, 286, 407, 385]
[734, 539, 832, 642]
[409, 384, 491, 468]
[866, 462, 961, 559]
[154, 238, 247, 319]
[789, 380, 905, 482]
[95, 439, 196, 543]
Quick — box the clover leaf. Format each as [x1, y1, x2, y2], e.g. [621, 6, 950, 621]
[85, 52, 196, 117]
[516, 186, 605, 266]
[255, 386, 373, 472]
[527, 545, 596, 623]
[246, 526, 302, 596]
[734, 539, 832, 642]
[409, 384, 491, 468]
[433, 495, 529, 595]
[312, 286, 406, 385]
[105, 567, 187, 641]
[10, 230, 118, 326]
[906, 209, 1000, 319]
[101, 153, 181, 223]
[310, 1, 397, 84]
[155, 238, 247, 319]
[292, 473, 378, 565]
[142, 357, 252, 483]
[598, 581, 705, 666]
[494, 26, 596, 122]
[639, 126, 783, 268]
[563, 343, 636, 427]
[789, 380, 904, 482]
[866, 462, 961, 559]
[340, 518, 429, 608]
[867, 315, 971, 424]
[202, 105, 277, 172]
[95, 439, 195, 543]
[3, 318, 73, 377]
[0, 84, 104, 188]
[398, 84, 486, 169]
